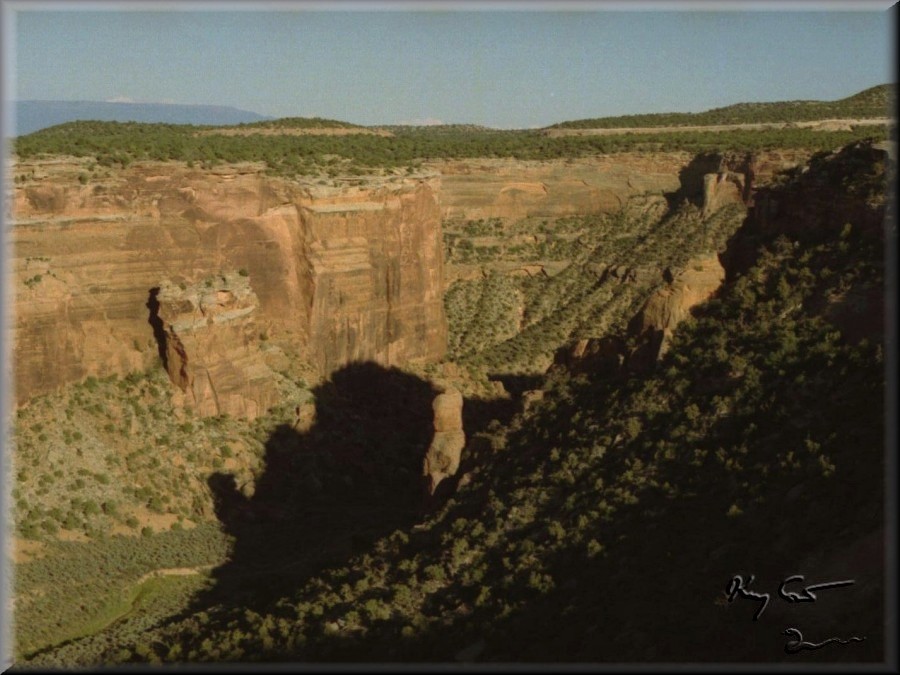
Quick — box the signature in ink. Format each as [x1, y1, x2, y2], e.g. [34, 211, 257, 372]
[782, 627, 866, 654]
[725, 574, 770, 621]
[725, 574, 855, 621]
[778, 575, 855, 603]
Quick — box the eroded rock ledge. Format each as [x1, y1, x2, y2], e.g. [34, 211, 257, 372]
[153, 273, 278, 420]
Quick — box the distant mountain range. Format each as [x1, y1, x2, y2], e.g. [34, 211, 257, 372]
[14, 100, 272, 136]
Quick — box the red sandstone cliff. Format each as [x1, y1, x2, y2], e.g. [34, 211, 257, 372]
[10, 159, 446, 412]
[9, 150, 811, 413]
[426, 150, 810, 222]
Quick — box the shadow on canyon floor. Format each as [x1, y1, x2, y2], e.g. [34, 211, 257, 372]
[182, 361, 523, 617]
[185, 362, 435, 613]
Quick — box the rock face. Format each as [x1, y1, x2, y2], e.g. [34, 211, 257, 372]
[302, 184, 446, 374]
[628, 253, 726, 365]
[429, 150, 812, 222]
[423, 388, 465, 496]
[702, 171, 746, 216]
[552, 255, 726, 379]
[153, 273, 277, 419]
[10, 149, 810, 410]
[11, 160, 447, 411]
[429, 154, 688, 221]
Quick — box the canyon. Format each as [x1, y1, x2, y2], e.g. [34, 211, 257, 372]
[8, 79, 891, 667]
[426, 150, 810, 221]
[9, 149, 812, 416]
[10, 161, 445, 416]
[9, 135, 889, 667]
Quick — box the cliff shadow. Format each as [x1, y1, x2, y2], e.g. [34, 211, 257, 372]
[488, 374, 544, 399]
[187, 361, 438, 613]
[716, 144, 885, 285]
[664, 152, 726, 213]
[146, 287, 168, 370]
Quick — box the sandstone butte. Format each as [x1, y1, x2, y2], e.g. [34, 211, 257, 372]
[10, 149, 811, 419]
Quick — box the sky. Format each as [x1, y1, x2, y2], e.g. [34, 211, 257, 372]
[6, 1, 896, 129]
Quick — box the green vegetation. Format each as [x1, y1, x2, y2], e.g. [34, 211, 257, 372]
[445, 271, 523, 358]
[17, 141, 883, 666]
[14, 524, 228, 660]
[10, 87, 888, 667]
[235, 116, 366, 130]
[12, 366, 314, 542]
[13, 119, 886, 177]
[444, 198, 747, 374]
[551, 83, 895, 128]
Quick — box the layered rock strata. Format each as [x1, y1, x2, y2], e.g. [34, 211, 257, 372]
[11, 149, 811, 409]
[428, 150, 810, 222]
[10, 160, 447, 409]
[428, 155, 687, 221]
[153, 274, 277, 419]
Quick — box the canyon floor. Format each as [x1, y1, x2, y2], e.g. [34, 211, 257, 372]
[6, 90, 894, 666]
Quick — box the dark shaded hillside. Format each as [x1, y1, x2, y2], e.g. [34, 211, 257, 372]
[24, 141, 889, 666]
[185, 362, 438, 615]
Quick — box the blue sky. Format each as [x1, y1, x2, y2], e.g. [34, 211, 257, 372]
[8, 2, 896, 128]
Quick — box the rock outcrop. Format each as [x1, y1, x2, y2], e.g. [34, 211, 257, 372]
[551, 254, 725, 379]
[628, 253, 726, 366]
[11, 160, 447, 411]
[430, 150, 812, 222]
[429, 154, 688, 221]
[702, 171, 746, 216]
[153, 273, 277, 419]
[10, 149, 812, 410]
[292, 392, 317, 433]
[422, 387, 465, 496]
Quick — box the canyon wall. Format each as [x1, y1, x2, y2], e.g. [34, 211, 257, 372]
[427, 154, 687, 221]
[153, 274, 279, 420]
[427, 150, 812, 222]
[9, 149, 812, 412]
[10, 160, 446, 412]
